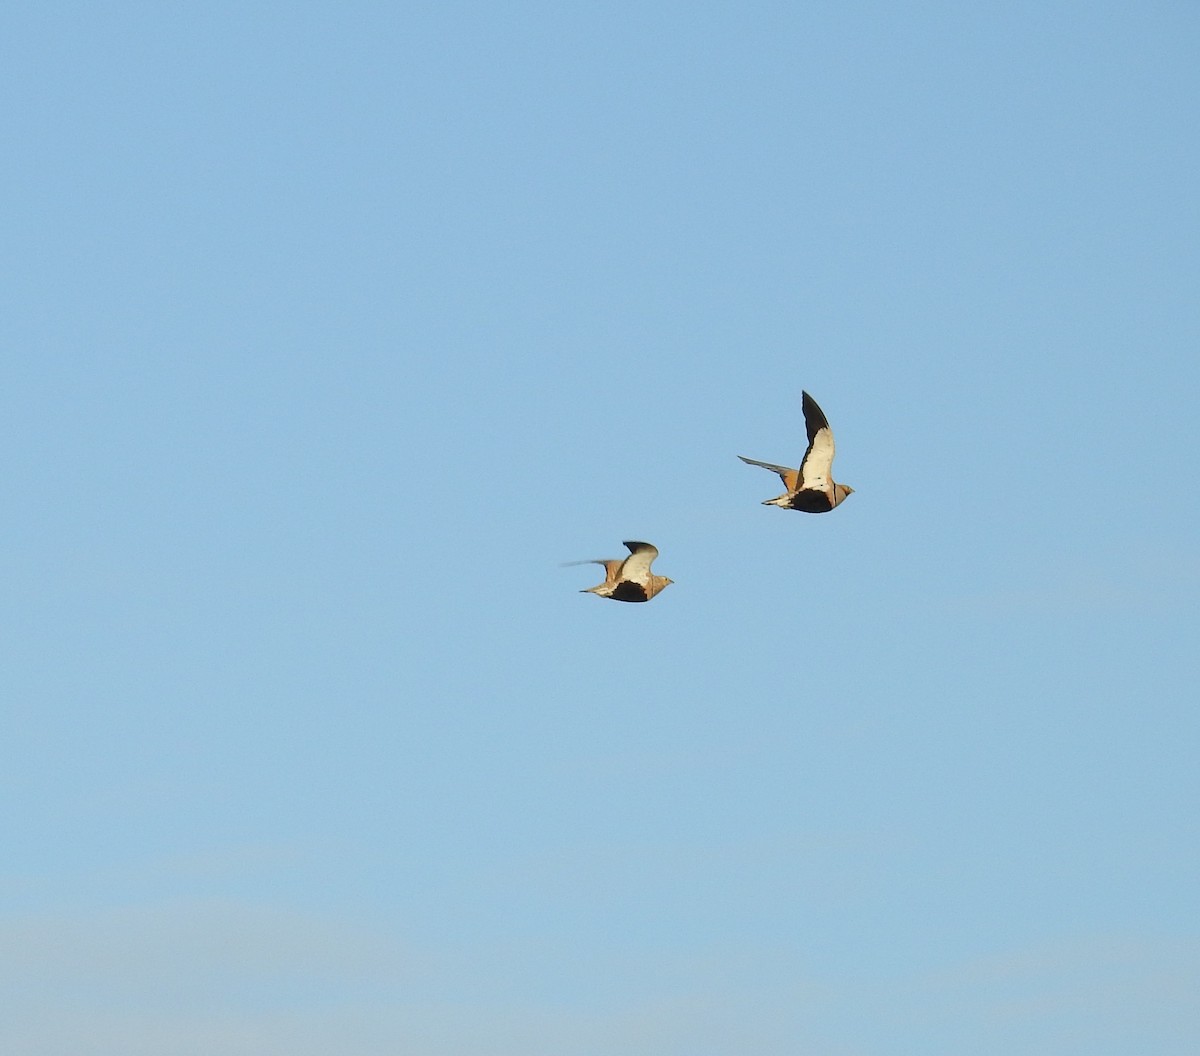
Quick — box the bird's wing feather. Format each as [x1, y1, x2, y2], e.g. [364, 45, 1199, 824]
[619, 541, 659, 582]
[737, 455, 799, 491]
[798, 392, 836, 490]
[562, 558, 622, 584]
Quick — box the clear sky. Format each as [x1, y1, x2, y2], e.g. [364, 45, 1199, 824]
[3, 3, 1198, 1054]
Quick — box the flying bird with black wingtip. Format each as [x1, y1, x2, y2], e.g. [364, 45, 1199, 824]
[739, 391, 854, 513]
[565, 541, 673, 602]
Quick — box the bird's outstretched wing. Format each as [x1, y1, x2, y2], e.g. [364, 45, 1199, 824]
[737, 455, 799, 491]
[562, 557, 622, 584]
[798, 391, 836, 491]
[619, 541, 659, 582]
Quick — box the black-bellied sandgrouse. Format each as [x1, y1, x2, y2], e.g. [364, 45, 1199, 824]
[739, 391, 854, 513]
[566, 541, 673, 603]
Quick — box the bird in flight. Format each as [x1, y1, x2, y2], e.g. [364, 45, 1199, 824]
[566, 541, 673, 602]
[739, 391, 854, 513]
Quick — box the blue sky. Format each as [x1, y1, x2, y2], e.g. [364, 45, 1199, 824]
[2, 2, 1198, 1053]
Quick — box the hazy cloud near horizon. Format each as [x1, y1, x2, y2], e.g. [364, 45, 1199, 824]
[4, 899, 1197, 1056]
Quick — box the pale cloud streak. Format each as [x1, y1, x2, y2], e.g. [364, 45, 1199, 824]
[4, 899, 1195, 1055]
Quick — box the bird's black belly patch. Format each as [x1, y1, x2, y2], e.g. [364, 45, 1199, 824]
[788, 490, 833, 513]
[610, 581, 649, 602]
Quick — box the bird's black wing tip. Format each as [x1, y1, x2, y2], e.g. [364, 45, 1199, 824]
[801, 391, 830, 433]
